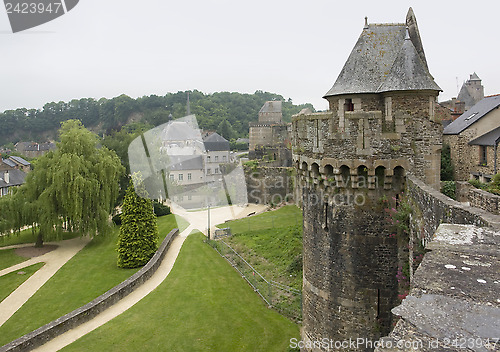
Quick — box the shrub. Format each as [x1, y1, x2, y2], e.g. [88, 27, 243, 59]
[112, 213, 122, 225]
[153, 201, 171, 217]
[441, 143, 454, 181]
[117, 181, 159, 268]
[468, 178, 487, 190]
[441, 181, 456, 200]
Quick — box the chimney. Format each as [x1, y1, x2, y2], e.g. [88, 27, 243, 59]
[4, 171, 9, 184]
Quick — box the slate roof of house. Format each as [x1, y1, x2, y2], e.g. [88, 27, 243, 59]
[468, 125, 500, 146]
[168, 155, 203, 171]
[0, 169, 26, 188]
[324, 9, 441, 98]
[16, 142, 55, 152]
[203, 132, 230, 151]
[162, 121, 200, 141]
[443, 95, 500, 135]
[259, 101, 282, 114]
[2, 159, 16, 168]
[9, 156, 30, 166]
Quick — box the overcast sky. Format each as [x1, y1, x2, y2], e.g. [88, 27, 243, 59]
[1, 0, 499, 113]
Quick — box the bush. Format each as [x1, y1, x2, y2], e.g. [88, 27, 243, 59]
[441, 143, 454, 181]
[441, 181, 456, 200]
[153, 201, 171, 217]
[468, 178, 488, 190]
[112, 213, 122, 225]
[117, 181, 159, 268]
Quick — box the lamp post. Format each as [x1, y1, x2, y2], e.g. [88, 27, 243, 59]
[207, 202, 211, 240]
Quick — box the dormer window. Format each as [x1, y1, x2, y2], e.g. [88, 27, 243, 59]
[344, 99, 354, 112]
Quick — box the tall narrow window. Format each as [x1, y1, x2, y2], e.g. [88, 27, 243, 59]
[178, 174, 183, 181]
[188, 173, 192, 180]
[344, 98, 354, 112]
[480, 146, 487, 165]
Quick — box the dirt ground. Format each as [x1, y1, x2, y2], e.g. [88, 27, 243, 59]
[15, 245, 58, 258]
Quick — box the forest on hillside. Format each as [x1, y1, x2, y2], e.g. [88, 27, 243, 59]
[0, 90, 314, 146]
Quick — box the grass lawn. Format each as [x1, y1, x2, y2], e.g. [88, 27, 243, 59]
[62, 232, 300, 352]
[0, 248, 28, 270]
[0, 263, 45, 303]
[0, 229, 79, 248]
[222, 205, 303, 289]
[0, 214, 188, 346]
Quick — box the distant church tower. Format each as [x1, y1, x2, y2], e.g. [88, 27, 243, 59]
[292, 8, 442, 351]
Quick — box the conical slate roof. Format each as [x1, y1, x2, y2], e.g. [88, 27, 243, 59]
[377, 32, 441, 92]
[324, 8, 441, 98]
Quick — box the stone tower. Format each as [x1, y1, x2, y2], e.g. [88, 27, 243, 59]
[292, 9, 442, 351]
[249, 101, 291, 166]
[457, 72, 485, 110]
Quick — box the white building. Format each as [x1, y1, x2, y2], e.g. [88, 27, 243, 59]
[203, 132, 231, 182]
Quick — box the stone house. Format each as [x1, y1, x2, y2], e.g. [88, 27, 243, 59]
[0, 169, 26, 197]
[0, 156, 31, 173]
[15, 142, 55, 158]
[203, 132, 231, 181]
[443, 94, 500, 181]
[167, 155, 205, 186]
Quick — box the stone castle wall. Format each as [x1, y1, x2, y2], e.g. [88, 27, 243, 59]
[244, 165, 294, 205]
[468, 187, 500, 215]
[406, 176, 500, 244]
[294, 91, 443, 351]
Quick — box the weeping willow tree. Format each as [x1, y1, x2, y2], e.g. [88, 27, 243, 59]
[0, 120, 124, 246]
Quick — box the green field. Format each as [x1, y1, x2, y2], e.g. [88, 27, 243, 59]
[0, 248, 28, 270]
[222, 205, 303, 289]
[0, 263, 44, 303]
[62, 232, 299, 352]
[0, 214, 188, 346]
[0, 230, 79, 248]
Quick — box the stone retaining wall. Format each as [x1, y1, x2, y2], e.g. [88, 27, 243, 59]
[406, 176, 500, 243]
[0, 228, 179, 352]
[468, 187, 500, 215]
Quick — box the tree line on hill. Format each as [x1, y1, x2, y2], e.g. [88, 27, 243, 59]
[0, 90, 315, 147]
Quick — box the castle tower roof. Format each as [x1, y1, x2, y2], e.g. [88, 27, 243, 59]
[324, 8, 441, 98]
[470, 72, 481, 81]
[377, 28, 441, 93]
[259, 101, 282, 114]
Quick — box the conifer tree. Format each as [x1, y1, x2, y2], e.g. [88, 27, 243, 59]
[117, 180, 159, 268]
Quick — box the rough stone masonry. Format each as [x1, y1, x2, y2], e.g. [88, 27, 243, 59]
[292, 8, 443, 351]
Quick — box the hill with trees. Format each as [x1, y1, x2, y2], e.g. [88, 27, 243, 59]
[0, 90, 314, 147]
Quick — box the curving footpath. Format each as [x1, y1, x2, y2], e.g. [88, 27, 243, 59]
[0, 237, 91, 327]
[0, 204, 267, 351]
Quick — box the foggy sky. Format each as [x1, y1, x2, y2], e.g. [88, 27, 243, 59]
[1, 0, 499, 112]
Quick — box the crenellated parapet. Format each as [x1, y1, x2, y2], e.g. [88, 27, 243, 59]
[292, 93, 442, 191]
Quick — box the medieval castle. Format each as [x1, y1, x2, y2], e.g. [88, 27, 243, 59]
[290, 8, 492, 351]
